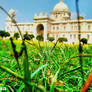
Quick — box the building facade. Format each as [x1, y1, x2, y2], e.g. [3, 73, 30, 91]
[5, 0, 92, 43]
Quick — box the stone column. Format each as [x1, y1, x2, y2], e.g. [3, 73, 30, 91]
[44, 24, 47, 41]
[33, 24, 37, 40]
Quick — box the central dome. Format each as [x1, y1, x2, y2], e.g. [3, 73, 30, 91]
[53, 0, 69, 12]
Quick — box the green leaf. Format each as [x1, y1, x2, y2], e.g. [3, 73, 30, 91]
[7, 85, 14, 92]
[16, 83, 25, 92]
[50, 68, 60, 92]
[31, 64, 48, 78]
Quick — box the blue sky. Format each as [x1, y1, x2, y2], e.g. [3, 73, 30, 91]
[0, 0, 92, 29]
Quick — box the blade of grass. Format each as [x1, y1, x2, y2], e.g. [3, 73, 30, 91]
[50, 68, 60, 92]
[31, 64, 48, 78]
[51, 41, 58, 52]
[16, 83, 25, 92]
[22, 41, 31, 92]
[0, 65, 46, 92]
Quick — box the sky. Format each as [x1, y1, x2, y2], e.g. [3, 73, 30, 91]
[0, 0, 92, 29]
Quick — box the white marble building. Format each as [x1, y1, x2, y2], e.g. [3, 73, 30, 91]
[5, 0, 92, 43]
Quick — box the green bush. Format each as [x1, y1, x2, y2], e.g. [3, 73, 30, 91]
[14, 32, 20, 40]
[23, 33, 34, 40]
[0, 30, 10, 38]
[36, 35, 44, 41]
[0, 30, 5, 38]
[23, 33, 29, 40]
[58, 37, 68, 42]
[4, 32, 10, 38]
[47, 37, 55, 42]
[81, 38, 88, 44]
[29, 34, 34, 40]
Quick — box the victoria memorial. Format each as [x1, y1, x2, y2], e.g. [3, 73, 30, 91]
[5, 0, 92, 43]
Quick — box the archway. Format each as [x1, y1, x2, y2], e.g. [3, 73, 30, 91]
[37, 24, 44, 36]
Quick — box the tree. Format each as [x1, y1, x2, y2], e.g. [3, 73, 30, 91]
[0, 30, 10, 38]
[58, 37, 68, 43]
[4, 32, 10, 38]
[81, 38, 88, 44]
[36, 35, 44, 41]
[23, 33, 35, 40]
[29, 34, 34, 40]
[0, 30, 6, 38]
[14, 32, 20, 40]
[23, 33, 30, 40]
[47, 37, 55, 42]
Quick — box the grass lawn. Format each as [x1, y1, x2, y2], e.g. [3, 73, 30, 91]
[0, 39, 92, 92]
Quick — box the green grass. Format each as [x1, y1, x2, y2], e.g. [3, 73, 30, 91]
[0, 39, 92, 92]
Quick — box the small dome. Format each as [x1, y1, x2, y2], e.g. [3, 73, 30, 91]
[8, 9, 16, 17]
[53, 0, 69, 12]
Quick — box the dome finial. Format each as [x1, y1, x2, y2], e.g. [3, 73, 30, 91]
[60, 0, 63, 2]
